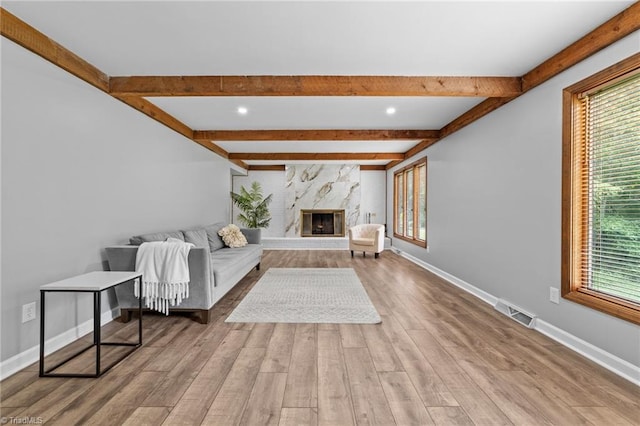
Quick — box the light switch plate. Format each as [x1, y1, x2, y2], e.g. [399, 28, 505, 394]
[22, 302, 36, 323]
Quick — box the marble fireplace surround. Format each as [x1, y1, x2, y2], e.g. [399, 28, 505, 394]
[285, 164, 360, 238]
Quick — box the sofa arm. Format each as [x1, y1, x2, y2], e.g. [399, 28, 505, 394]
[105, 245, 139, 272]
[105, 245, 215, 309]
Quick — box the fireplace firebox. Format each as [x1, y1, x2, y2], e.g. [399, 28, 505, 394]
[300, 209, 345, 237]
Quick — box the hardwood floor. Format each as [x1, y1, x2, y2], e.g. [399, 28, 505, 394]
[1, 250, 638, 425]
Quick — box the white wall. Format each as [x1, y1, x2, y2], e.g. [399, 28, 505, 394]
[360, 170, 386, 227]
[1, 39, 233, 363]
[387, 32, 640, 367]
[233, 169, 386, 237]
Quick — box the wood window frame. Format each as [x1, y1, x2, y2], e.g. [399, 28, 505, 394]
[561, 53, 640, 325]
[393, 157, 427, 248]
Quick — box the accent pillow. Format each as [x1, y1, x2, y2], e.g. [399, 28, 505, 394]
[182, 228, 209, 249]
[203, 222, 226, 252]
[129, 230, 184, 245]
[218, 224, 248, 248]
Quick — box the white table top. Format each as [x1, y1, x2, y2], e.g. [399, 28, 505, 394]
[40, 271, 141, 291]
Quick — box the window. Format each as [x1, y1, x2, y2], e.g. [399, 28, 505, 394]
[394, 158, 427, 247]
[562, 54, 640, 324]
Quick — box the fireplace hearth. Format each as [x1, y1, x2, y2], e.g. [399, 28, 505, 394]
[301, 209, 345, 237]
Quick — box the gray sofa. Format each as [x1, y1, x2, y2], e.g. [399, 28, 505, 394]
[105, 223, 262, 323]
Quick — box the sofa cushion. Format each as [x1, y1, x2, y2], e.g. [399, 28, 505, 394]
[183, 228, 209, 249]
[210, 244, 263, 284]
[210, 244, 260, 266]
[352, 238, 375, 246]
[218, 224, 248, 248]
[129, 230, 184, 245]
[240, 228, 261, 245]
[203, 222, 226, 252]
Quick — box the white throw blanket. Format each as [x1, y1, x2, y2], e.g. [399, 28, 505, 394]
[135, 238, 194, 314]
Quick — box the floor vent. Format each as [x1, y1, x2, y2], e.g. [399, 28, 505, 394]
[494, 299, 536, 328]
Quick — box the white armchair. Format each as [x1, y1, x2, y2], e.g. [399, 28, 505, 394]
[348, 224, 385, 258]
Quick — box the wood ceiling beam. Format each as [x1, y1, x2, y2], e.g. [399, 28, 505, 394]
[522, 1, 640, 92]
[246, 164, 387, 171]
[385, 160, 404, 170]
[0, 8, 109, 92]
[193, 129, 439, 142]
[6, 2, 637, 172]
[109, 76, 522, 97]
[403, 137, 451, 160]
[229, 153, 405, 161]
[360, 165, 387, 171]
[404, 1, 640, 163]
[231, 159, 249, 169]
[248, 165, 287, 171]
[0, 7, 246, 169]
[113, 95, 244, 165]
[114, 95, 194, 140]
[111, 96, 247, 167]
[439, 97, 516, 139]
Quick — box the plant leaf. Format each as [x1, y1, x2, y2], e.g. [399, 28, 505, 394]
[230, 182, 273, 228]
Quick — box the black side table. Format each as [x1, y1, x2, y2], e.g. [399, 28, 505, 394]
[39, 271, 143, 377]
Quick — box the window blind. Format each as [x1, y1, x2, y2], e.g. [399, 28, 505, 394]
[580, 71, 640, 303]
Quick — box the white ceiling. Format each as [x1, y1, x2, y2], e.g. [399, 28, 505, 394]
[3, 1, 635, 166]
[147, 96, 486, 130]
[5, 1, 633, 76]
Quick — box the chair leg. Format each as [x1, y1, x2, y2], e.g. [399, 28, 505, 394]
[375, 252, 379, 259]
[363, 252, 366, 257]
[350, 250, 354, 258]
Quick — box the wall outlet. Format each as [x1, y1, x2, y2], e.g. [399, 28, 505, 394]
[22, 302, 36, 323]
[549, 287, 560, 304]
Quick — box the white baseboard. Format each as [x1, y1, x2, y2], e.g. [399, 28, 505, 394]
[535, 319, 640, 386]
[0, 307, 120, 380]
[263, 236, 392, 250]
[391, 246, 640, 386]
[391, 247, 498, 306]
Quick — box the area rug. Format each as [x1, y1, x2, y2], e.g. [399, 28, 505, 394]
[225, 268, 381, 324]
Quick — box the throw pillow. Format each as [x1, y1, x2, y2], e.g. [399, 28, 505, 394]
[182, 228, 209, 249]
[218, 224, 248, 248]
[203, 222, 226, 252]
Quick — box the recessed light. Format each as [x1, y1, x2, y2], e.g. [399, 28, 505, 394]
[237, 106, 248, 115]
[386, 107, 396, 115]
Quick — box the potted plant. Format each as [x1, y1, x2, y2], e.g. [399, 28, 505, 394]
[230, 181, 273, 243]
